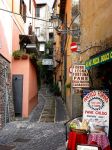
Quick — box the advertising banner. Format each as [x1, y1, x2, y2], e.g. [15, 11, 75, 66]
[83, 90, 109, 134]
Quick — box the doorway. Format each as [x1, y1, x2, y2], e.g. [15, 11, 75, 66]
[12, 75, 23, 117]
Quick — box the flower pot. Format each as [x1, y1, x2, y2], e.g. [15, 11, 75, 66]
[14, 56, 21, 60]
[21, 54, 28, 59]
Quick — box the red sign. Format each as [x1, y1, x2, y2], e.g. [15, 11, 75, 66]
[70, 42, 78, 52]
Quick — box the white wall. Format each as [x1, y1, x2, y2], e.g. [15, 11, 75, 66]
[35, 4, 50, 42]
[39, 43, 45, 51]
[0, 1, 13, 54]
[24, 0, 36, 35]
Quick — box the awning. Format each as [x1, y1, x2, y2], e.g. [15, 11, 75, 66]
[85, 48, 112, 69]
[19, 34, 38, 52]
[19, 34, 38, 45]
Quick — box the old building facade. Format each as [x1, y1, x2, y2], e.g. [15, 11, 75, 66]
[53, 0, 82, 118]
[0, 0, 38, 128]
[80, 0, 112, 146]
[53, 0, 112, 145]
[35, 2, 53, 52]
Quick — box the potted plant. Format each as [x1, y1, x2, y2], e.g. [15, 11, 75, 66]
[21, 53, 29, 59]
[12, 50, 22, 59]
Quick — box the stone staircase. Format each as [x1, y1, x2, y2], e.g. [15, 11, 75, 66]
[39, 85, 56, 122]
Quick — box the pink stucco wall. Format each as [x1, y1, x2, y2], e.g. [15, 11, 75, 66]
[28, 61, 38, 114]
[12, 58, 38, 118]
[12, 21, 21, 51]
[0, 13, 22, 62]
[0, 22, 11, 61]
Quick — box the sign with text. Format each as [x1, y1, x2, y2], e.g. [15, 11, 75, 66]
[42, 59, 53, 65]
[85, 49, 112, 69]
[72, 65, 89, 87]
[83, 90, 109, 134]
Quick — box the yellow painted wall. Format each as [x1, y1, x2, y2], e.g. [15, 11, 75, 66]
[80, 0, 112, 61]
[65, 0, 72, 88]
[53, 0, 63, 84]
[64, 0, 73, 116]
[12, 0, 24, 34]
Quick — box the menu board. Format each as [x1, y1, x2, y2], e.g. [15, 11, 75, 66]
[83, 90, 109, 134]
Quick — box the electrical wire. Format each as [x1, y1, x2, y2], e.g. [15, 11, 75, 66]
[0, 8, 50, 22]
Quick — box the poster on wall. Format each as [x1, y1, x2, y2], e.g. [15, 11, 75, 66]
[83, 90, 109, 134]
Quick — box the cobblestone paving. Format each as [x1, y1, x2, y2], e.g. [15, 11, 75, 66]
[0, 85, 68, 150]
[0, 121, 66, 150]
[29, 93, 46, 122]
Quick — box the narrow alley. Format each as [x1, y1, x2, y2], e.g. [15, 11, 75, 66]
[0, 85, 68, 150]
[1, 0, 112, 149]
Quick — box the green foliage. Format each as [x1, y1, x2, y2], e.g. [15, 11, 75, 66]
[45, 41, 53, 56]
[13, 50, 29, 59]
[29, 53, 37, 60]
[45, 41, 52, 49]
[49, 83, 61, 96]
[12, 50, 23, 58]
[65, 82, 71, 88]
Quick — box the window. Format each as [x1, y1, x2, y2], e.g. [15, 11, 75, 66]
[36, 7, 40, 17]
[29, 0, 31, 12]
[20, 0, 26, 22]
[35, 27, 40, 37]
[49, 33, 54, 40]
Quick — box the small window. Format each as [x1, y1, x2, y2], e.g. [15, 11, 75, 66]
[49, 33, 54, 40]
[20, 0, 26, 22]
[29, 0, 31, 12]
[35, 27, 40, 37]
[36, 7, 40, 17]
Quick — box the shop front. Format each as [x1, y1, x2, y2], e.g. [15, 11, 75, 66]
[85, 48, 112, 147]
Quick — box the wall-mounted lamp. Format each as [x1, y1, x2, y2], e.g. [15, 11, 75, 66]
[50, 13, 81, 37]
[50, 13, 62, 31]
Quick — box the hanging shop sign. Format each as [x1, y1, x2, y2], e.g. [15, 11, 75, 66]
[83, 90, 109, 134]
[42, 59, 53, 65]
[85, 49, 112, 69]
[72, 64, 89, 87]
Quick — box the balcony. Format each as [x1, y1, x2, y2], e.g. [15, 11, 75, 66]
[19, 34, 38, 53]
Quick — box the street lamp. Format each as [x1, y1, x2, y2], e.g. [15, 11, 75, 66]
[50, 13, 81, 37]
[50, 13, 62, 32]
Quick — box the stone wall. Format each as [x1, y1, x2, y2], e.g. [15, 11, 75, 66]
[72, 93, 83, 118]
[0, 55, 15, 128]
